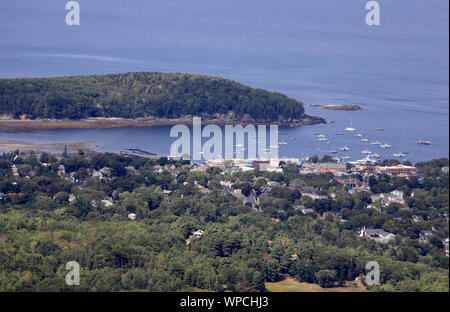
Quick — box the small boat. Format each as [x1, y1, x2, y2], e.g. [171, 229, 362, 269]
[318, 137, 328, 141]
[335, 133, 345, 135]
[361, 150, 372, 154]
[345, 117, 356, 131]
[380, 144, 391, 148]
[340, 146, 350, 151]
[328, 150, 338, 154]
[355, 133, 362, 137]
[355, 157, 373, 164]
[418, 140, 431, 145]
[279, 142, 288, 145]
[371, 141, 381, 145]
[392, 153, 404, 157]
[376, 128, 384, 131]
[361, 138, 369, 142]
[342, 156, 351, 160]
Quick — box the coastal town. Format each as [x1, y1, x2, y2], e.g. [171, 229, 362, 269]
[1, 148, 448, 261]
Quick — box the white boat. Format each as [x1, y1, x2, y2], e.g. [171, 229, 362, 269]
[328, 150, 337, 154]
[355, 133, 362, 137]
[392, 153, 404, 157]
[279, 142, 288, 145]
[355, 156, 378, 164]
[345, 117, 356, 131]
[340, 146, 350, 151]
[418, 140, 431, 145]
[371, 141, 381, 145]
[342, 156, 351, 160]
[380, 144, 391, 148]
[361, 138, 369, 142]
[318, 137, 328, 141]
[361, 150, 372, 154]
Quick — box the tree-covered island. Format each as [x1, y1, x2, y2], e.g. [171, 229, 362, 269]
[0, 72, 325, 127]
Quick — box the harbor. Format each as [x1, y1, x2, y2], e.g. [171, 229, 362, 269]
[0, 100, 445, 166]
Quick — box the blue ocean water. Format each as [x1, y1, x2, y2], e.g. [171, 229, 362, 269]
[0, 0, 448, 162]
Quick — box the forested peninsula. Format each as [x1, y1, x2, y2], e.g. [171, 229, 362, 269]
[0, 72, 324, 128]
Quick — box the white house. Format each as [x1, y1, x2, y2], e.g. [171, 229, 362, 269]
[57, 165, 66, 177]
[101, 199, 114, 207]
[192, 230, 205, 238]
[11, 164, 19, 177]
[68, 194, 76, 204]
[359, 227, 395, 243]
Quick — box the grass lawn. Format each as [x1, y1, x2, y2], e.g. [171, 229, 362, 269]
[266, 277, 367, 292]
[193, 287, 215, 292]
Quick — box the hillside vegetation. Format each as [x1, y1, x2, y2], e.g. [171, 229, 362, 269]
[0, 72, 305, 121]
[0, 153, 448, 292]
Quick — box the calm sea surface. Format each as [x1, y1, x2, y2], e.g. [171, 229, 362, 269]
[0, 0, 448, 163]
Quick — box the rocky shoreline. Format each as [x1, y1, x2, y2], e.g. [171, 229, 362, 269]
[0, 114, 326, 131]
[0, 139, 92, 151]
[310, 104, 362, 111]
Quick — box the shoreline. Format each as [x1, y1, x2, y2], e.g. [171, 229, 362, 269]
[310, 104, 362, 111]
[0, 115, 326, 131]
[0, 139, 93, 152]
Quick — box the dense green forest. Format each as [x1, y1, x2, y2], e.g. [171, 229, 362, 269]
[0, 151, 448, 292]
[0, 73, 305, 121]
